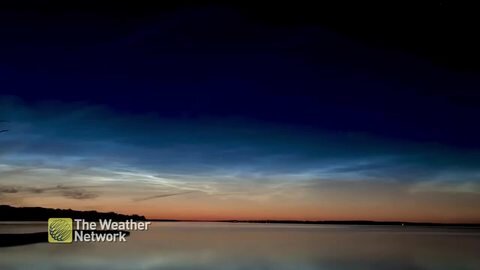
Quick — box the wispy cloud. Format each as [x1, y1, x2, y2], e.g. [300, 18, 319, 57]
[1, 97, 480, 221]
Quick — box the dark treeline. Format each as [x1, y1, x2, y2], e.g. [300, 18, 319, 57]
[0, 205, 146, 221]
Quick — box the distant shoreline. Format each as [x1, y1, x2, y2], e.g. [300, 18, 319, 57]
[3, 220, 480, 228]
[2, 205, 479, 227]
[147, 219, 480, 227]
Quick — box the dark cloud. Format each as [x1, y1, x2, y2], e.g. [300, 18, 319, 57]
[0, 184, 100, 200]
[0, 186, 19, 194]
[61, 189, 99, 200]
[133, 191, 195, 202]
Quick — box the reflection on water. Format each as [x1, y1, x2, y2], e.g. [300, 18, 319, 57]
[1, 222, 480, 270]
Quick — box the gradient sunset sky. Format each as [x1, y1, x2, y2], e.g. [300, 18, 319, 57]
[1, 2, 480, 222]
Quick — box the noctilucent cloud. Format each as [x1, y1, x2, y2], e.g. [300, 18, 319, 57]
[1, 6, 479, 222]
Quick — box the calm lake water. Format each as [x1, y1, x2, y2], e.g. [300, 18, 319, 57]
[1, 222, 480, 270]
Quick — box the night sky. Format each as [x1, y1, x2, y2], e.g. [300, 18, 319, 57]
[1, 1, 479, 222]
